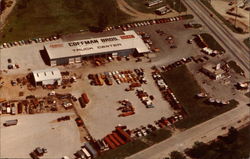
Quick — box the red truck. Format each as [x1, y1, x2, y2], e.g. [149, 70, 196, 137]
[108, 134, 120, 147]
[116, 127, 132, 142]
[112, 132, 126, 145]
[118, 111, 135, 117]
[104, 136, 116, 149]
[81, 93, 89, 104]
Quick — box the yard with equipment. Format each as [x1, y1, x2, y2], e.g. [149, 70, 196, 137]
[161, 65, 239, 129]
[0, 0, 129, 43]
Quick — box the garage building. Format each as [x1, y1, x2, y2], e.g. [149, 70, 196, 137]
[43, 30, 150, 66]
[32, 68, 62, 86]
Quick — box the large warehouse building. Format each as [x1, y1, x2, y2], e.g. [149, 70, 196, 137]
[43, 30, 150, 66]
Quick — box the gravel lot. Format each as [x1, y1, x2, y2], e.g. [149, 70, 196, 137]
[0, 112, 81, 158]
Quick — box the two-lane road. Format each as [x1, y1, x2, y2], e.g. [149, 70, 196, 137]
[127, 100, 249, 159]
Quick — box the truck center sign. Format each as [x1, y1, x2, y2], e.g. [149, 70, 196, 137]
[68, 37, 119, 47]
[72, 43, 123, 52]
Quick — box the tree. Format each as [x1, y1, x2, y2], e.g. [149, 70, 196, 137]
[97, 13, 108, 31]
[185, 141, 209, 158]
[170, 151, 187, 159]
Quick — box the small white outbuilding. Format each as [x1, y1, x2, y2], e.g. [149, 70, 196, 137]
[32, 68, 62, 86]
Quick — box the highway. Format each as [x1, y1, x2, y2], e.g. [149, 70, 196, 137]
[127, 1, 250, 159]
[183, 0, 250, 72]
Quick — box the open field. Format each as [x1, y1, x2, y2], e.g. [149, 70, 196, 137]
[161, 65, 238, 129]
[245, 92, 250, 98]
[0, 112, 81, 158]
[228, 60, 245, 74]
[0, 0, 129, 43]
[200, 33, 225, 52]
[243, 37, 250, 48]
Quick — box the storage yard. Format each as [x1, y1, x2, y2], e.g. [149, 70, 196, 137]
[0, 112, 81, 158]
[0, 7, 249, 159]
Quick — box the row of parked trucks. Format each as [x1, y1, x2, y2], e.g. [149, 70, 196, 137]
[88, 69, 145, 86]
[152, 71, 184, 111]
[75, 142, 98, 159]
[102, 126, 132, 150]
[74, 126, 132, 159]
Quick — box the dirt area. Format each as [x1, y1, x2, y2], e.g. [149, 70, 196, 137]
[0, 0, 16, 29]
[211, 0, 250, 32]
[0, 112, 81, 158]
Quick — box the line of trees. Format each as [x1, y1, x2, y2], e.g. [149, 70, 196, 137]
[166, 126, 250, 159]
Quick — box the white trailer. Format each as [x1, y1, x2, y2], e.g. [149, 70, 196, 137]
[81, 148, 91, 159]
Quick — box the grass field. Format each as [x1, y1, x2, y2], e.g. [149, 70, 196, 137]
[125, 0, 187, 13]
[200, 33, 225, 52]
[97, 128, 172, 159]
[199, 0, 246, 34]
[0, 0, 129, 43]
[245, 92, 250, 98]
[243, 37, 250, 49]
[228, 60, 245, 74]
[161, 65, 238, 129]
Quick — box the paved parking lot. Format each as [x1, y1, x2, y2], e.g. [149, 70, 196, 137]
[81, 67, 174, 139]
[0, 112, 81, 159]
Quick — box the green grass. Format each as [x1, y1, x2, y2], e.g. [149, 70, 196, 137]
[144, 128, 172, 143]
[200, 33, 225, 52]
[0, 0, 129, 43]
[161, 65, 238, 129]
[96, 140, 148, 159]
[243, 37, 250, 49]
[228, 61, 245, 74]
[97, 128, 172, 159]
[125, 0, 187, 13]
[245, 92, 250, 98]
[199, 0, 246, 34]
[166, 0, 187, 12]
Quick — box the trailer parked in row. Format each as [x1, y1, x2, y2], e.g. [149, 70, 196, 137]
[3, 119, 18, 127]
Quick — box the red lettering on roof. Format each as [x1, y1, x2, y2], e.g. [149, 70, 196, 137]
[50, 44, 63, 48]
[120, 35, 135, 39]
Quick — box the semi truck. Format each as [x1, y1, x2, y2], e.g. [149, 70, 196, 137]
[84, 142, 97, 158]
[115, 127, 132, 142]
[81, 148, 91, 159]
[112, 133, 126, 145]
[3, 119, 18, 126]
[108, 134, 120, 147]
[104, 136, 116, 149]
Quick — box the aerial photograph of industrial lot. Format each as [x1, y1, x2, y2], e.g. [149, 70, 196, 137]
[0, 0, 249, 159]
